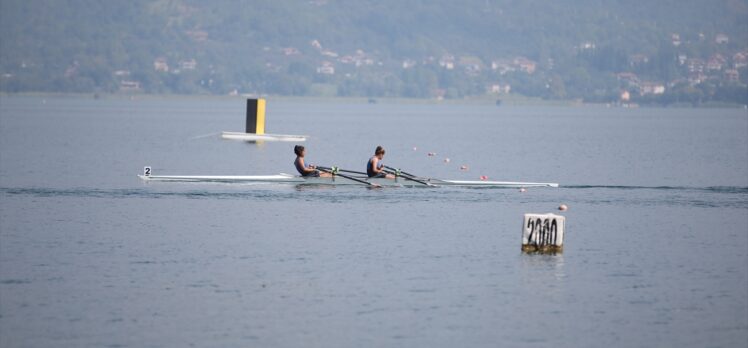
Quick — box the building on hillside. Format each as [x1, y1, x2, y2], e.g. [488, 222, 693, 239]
[433, 88, 446, 100]
[339, 55, 355, 64]
[715, 33, 729, 44]
[153, 58, 169, 72]
[64, 61, 79, 78]
[579, 41, 596, 50]
[489, 84, 511, 94]
[321, 50, 338, 58]
[733, 52, 747, 69]
[439, 55, 455, 70]
[671, 33, 681, 46]
[264, 62, 281, 72]
[310, 40, 322, 50]
[639, 82, 665, 96]
[513, 57, 536, 74]
[491, 60, 515, 75]
[119, 80, 141, 91]
[707, 54, 726, 71]
[316, 61, 335, 75]
[546, 58, 555, 70]
[617, 72, 640, 88]
[282, 47, 300, 56]
[179, 59, 197, 70]
[464, 64, 481, 76]
[687, 59, 705, 73]
[688, 72, 707, 86]
[678, 54, 688, 65]
[724, 69, 739, 82]
[185, 30, 208, 42]
[667, 78, 686, 89]
[620, 90, 631, 102]
[629, 54, 649, 66]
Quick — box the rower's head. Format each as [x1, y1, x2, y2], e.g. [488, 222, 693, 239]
[374, 146, 385, 159]
[294, 145, 305, 157]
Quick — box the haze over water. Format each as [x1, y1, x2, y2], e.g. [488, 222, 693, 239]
[1, 96, 747, 347]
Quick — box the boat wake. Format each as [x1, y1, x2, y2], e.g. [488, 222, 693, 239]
[2, 184, 747, 209]
[563, 185, 748, 194]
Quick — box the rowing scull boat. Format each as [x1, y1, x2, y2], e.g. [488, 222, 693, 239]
[138, 171, 559, 188]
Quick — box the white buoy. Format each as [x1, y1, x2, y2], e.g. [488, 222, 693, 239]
[522, 213, 565, 253]
[444, 158, 450, 163]
[558, 204, 568, 211]
[519, 188, 527, 193]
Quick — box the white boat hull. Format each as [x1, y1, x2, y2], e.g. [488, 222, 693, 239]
[138, 173, 558, 188]
[221, 131, 307, 142]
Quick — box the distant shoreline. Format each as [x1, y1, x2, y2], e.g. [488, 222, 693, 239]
[2, 92, 746, 109]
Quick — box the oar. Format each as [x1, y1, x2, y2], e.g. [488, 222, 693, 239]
[384, 165, 420, 179]
[317, 166, 381, 187]
[382, 167, 435, 187]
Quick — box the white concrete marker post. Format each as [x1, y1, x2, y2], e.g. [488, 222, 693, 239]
[522, 213, 565, 253]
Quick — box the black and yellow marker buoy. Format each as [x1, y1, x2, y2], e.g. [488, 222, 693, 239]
[245, 98, 266, 135]
[221, 98, 307, 142]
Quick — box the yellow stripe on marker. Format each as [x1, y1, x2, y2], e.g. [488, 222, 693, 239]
[256, 98, 265, 135]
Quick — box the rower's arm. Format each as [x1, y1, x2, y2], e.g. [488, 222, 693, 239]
[299, 158, 316, 174]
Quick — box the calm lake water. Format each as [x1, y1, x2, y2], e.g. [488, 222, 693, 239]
[1, 95, 747, 348]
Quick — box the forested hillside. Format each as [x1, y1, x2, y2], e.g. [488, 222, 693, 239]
[1, 0, 747, 104]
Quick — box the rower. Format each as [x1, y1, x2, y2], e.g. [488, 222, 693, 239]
[294, 145, 331, 177]
[366, 146, 395, 179]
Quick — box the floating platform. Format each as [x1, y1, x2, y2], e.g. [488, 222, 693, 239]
[222, 98, 307, 142]
[220, 131, 307, 142]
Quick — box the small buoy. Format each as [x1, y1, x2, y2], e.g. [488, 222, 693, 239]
[558, 204, 568, 211]
[413, 146, 418, 151]
[444, 158, 450, 163]
[519, 188, 527, 193]
[460, 165, 469, 171]
[427, 152, 436, 157]
[480, 175, 488, 180]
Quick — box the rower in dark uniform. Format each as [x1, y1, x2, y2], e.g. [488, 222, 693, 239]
[366, 146, 395, 179]
[294, 145, 331, 177]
